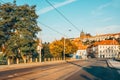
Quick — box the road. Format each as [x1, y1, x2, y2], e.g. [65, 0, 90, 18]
[0, 59, 119, 80]
[66, 59, 120, 80]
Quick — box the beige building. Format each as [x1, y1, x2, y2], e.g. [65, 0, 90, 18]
[83, 33, 120, 42]
[93, 40, 119, 58]
[74, 40, 88, 59]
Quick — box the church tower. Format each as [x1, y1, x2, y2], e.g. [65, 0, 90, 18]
[80, 30, 85, 39]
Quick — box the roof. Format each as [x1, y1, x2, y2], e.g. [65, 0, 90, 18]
[71, 38, 88, 50]
[78, 42, 88, 50]
[94, 40, 119, 46]
[78, 45, 87, 50]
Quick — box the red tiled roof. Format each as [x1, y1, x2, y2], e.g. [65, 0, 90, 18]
[94, 40, 119, 46]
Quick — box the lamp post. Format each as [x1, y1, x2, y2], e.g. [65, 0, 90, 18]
[63, 29, 71, 60]
[63, 37, 65, 60]
[39, 47, 41, 62]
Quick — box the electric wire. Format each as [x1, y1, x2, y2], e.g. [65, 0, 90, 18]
[38, 21, 67, 37]
[45, 0, 80, 32]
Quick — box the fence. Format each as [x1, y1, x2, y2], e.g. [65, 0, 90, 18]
[0, 57, 64, 65]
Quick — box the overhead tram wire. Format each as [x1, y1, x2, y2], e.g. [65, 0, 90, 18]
[38, 21, 67, 37]
[45, 0, 80, 32]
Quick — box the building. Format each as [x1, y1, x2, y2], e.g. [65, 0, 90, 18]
[76, 45, 87, 59]
[72, 39, 88, 59]
[71, 31, 120, 59]
[93, 40, 119, 58]
[80, 30, 91, 40]
[83, 32, 120, 42]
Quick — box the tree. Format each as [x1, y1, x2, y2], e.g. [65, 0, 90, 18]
[42, 42, 53, 58]
[49, 38, 77, 58]
[0, 1, 41, 64]
[50, 40, 63, 57]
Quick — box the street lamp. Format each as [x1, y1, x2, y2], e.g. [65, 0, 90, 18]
[63, 37, 65, 60]
[63, 29, 71, 60]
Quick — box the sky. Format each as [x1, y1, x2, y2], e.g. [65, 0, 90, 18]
[1, 0, 120, 42]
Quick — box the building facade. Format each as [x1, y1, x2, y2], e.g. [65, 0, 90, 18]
[93, 40, 119, 58]
[83, 33, 120, 42]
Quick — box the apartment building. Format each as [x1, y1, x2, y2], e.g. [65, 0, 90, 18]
[93, 40, 119, 58]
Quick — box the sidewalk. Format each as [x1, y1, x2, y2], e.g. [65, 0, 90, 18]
[0, 59, 79, 71]
[107, 59, 120, 69]
[0, 60, 66, 71]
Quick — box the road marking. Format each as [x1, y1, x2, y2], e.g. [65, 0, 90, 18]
[8, 73, 18, 78]
[14, 73, 17, 76]
[8, 75, 14, 77]
[117, 70, 120, 74]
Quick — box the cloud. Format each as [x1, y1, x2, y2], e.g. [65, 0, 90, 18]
[97, 3, 111, 10]
[37, 0, 76, 15]
[92, 2, 111, 16]
[92, 3, 111, 16]
[92, 0, 120, 16]
[94, 25, 120, 35]
[101, 17, 113, 22]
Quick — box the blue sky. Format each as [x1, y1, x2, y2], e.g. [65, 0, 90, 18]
[1, 0, 120, 42]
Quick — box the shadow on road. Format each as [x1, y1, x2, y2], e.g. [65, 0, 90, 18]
[82, 66, 120, 80]
[80, 74, 92, 80]
[66, 61, 82, 67]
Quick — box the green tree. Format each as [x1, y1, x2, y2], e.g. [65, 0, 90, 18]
[0, 2, 41, 64]
[42, 42, 53, 58]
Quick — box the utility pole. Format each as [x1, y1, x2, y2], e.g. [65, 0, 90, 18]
[37, 31, 42, 62]
[63, 37, 65, 60]
[39, 31, 42, 62]
[37, 39, 42, 62]
[39, 43, 42, 62]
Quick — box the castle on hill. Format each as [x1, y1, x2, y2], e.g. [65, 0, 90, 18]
[72, 31, 120, 59]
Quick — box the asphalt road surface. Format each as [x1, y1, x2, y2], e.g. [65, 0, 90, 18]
[66, 59, 120, 80]
[0, 59, 119, 80]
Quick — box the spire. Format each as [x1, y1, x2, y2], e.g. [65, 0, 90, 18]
[81, 29, 83, 33]
[80, 29, 85, 39]
[13, 0, 16, 5]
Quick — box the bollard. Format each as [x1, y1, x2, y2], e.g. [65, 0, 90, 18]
[35, 58, 38, 62]
[48, 58, 50, 61]
[7, 58, 10, 65]
[16, 58, 19, 64]
[44, 58, 47, 62]
[30, 58, 32, 63]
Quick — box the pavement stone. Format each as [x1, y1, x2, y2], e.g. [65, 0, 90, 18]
[107, 59, 120, 69]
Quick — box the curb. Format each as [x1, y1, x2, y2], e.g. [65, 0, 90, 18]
[107, 60, 120, 70]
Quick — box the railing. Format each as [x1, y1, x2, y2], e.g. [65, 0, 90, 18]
[0, 57, 64, 65]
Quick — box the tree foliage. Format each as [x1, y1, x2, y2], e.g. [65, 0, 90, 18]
[42, 42, 53, 58]
[49, 38, 77, 57]
[0, 2, 41, 60]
